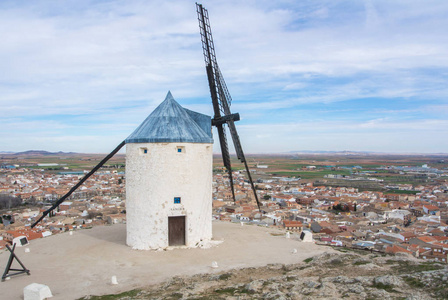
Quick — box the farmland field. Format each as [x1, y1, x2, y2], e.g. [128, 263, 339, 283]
[1, 151, 447, 188]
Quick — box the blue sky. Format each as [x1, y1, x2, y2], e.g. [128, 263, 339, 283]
[1, 0, 447, 154]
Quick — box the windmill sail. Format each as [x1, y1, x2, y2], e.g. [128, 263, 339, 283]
[196, 3, 261, 211]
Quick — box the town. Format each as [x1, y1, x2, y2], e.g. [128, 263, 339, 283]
[1, 152, 448, 263]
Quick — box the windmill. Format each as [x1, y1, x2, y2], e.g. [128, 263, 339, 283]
[196, 3, 261, 210]
[30, 4, 261, 229]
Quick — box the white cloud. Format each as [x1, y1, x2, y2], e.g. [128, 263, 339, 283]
[0, 0, 447, 153]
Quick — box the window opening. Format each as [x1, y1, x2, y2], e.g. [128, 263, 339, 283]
[177, 146, 185, 153]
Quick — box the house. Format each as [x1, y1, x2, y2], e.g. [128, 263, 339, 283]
[59, 202, 73, 211]
[260, 217, 275, 226]
[384, 209, 411, 222]
[283, 220, 303, 232]
[398, 231, 417, 242]
[106, 213, 126, 224]
[423, 205, 440, 216]
[319, 221, 341, 234]
[428, 228, 445, 236]
[385, 244, 413, 255]
[297, 198, 314, 206]
[3, 229, 43, 243]
[219, 215, 231, 222]
[352, 231, 367, 240]
[408, 236, 437, 247]
[353, 241, 375, 249]
[272, 194, 296, 203]
[223, 205, 242, 214]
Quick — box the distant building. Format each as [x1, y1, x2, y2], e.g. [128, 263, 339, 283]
[423, 205, 440, 216]
[283, 220, 303, 232]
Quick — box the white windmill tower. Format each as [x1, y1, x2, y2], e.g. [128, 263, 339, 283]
[125, 91, 213, 250]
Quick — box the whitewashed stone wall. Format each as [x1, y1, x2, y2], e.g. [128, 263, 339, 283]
[126, 142, 212, 250]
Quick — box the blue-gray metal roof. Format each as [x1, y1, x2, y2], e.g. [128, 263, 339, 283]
[126, 91, 213, 144]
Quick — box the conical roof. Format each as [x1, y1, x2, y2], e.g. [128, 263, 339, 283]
[126, 92, 213, 144]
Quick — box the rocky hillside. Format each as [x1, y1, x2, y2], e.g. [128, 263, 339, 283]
[82, 248, 448, 299]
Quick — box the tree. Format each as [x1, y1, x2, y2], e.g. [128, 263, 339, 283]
[333, 203, 349, 212]
[263, 195, 271, 200]
[0, 194, 21, 209]
[88, 211, 103, 220]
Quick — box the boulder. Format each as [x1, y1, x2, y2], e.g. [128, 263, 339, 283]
[374, 275, 402, 286]
[24, 283, 52, 300]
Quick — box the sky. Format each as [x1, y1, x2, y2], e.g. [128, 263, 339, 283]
[1, 0, 447, 154]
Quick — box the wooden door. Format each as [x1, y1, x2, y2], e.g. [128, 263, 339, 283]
[168, 216, 185, 246]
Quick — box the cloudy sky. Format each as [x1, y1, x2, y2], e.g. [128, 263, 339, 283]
[1, 0, 447, 154]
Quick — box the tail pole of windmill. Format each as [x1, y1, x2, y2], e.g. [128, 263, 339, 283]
[31, 141, 126, 228]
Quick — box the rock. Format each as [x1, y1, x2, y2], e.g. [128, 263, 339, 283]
[405, 293, 432, 300]
[331, 275, 350, 284]
[286, 291, 301, 299]
[374, 275, 402, 286]
[301, 288, 314, 295]
[23, 283, 53, 300]
[268, 282, 280, 291]
[245, 280, 264, 293]
[267, 264, 284, 270]
[330, 257, 343, 265]
[304, 280, 319, 288]
[315, 282, 338, 298]
[348, 284, 364, 294]
[359, 292, 368, 298]
[358, 263, 382, 270]
[354, 276, 373, 285]
[263, 291, 287, 299]
[369, 288, 391, 299]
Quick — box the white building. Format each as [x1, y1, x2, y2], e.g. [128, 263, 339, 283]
[384, 209, 411, 221]
[125, 92, 213, 250]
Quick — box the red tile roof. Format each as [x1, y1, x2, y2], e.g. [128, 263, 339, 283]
[6, 229, 43, 241]
[418, 236, 437, 243]
[423, 205, 439, 211]
[385, 244, 413, 255]
[283, 220, 303, 227]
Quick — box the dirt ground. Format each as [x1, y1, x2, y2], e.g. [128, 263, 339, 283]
[0, 221, 332, 299]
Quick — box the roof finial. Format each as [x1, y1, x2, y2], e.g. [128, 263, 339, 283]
[165, 90, 174, 101]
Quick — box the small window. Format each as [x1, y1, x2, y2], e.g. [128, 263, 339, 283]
[177, 146, 185, 153]
[174, 197, 181, 204]
[140, 147, 148, 155]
